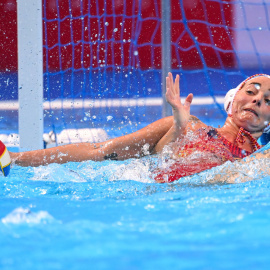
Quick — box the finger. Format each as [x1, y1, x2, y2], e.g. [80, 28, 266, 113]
[165, 84, 177, 104]
[165, 82, 173, 99]
[184, 93, 193, 108]
[168, 72, 175, 95]
[168, 73, 175, 96]
[166, 76, 171, 94]
[174, 74, 180, 97]
[165, 90, 172, 102]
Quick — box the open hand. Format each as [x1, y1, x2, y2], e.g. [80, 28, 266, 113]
[165, 72, 193, 132]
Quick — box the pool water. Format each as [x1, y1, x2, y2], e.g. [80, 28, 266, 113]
[1, 156, 270, 270]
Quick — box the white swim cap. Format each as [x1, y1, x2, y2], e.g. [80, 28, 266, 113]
[224, 74, 270, 115]
[224, 87, 239, 114]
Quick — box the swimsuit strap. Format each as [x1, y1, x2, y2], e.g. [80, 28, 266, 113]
[207, 129, 251, 158]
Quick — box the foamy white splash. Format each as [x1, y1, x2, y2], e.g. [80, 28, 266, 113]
[179, 153, 270, 185]
[111, 158, 155, 183]
[31, 163, 86, 182]
[1, 207, 54, 224]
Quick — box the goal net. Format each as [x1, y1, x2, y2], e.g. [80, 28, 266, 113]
[1, 0, 270, 146]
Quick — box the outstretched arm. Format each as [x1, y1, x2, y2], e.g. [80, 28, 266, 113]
[9, 73, 197, 167]
[10, 116, 174, 167]
[154, 73, 197, 152]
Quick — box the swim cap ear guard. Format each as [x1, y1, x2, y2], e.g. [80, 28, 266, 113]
[224, 87, 238, 114]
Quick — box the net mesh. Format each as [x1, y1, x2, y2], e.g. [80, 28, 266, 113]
[1, 0, 270, 143]
[41, 0, 270, 141]
[43, 0, 163, 139]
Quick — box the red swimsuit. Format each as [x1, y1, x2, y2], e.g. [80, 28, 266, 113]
[154, 128, 252, 183]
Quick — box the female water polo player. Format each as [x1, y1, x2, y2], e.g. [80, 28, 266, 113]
[9, 73, 270, 183]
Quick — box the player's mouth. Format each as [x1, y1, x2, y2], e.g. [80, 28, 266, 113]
[244, 108, 259, 117]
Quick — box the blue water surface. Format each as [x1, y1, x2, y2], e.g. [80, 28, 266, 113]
[1, 156, 270, 270]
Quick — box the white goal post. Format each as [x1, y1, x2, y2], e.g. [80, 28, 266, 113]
[16, 0, 173, 150]
[17, 0, 44, 151]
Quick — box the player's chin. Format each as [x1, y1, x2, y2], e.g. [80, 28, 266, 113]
[242, 122, 265, 133]
[238, 114, 261, 126]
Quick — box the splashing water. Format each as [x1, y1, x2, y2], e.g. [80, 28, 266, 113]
[1, 207, 55, 225]
[1, 148, 270, 270]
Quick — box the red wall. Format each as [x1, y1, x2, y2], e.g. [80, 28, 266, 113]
[0, 0, 234, 72]
[0, 0, 17, 72]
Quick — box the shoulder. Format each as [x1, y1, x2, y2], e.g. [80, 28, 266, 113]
[189, 115, 201, 123]
[186, 115, 207, 131]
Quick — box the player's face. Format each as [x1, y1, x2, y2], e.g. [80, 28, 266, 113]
[231, 76, 270, 132]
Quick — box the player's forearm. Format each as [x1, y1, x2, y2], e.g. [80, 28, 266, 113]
[10, 150, 48, 167]
[172, 109, 187, 141]
[153, 126, 176, 153]
[10, 144, 92, 167]
[154, 115, 199, 153]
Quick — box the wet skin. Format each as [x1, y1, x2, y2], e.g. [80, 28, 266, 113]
[232, 76, 270, 133]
